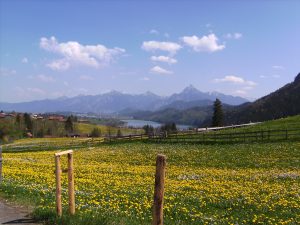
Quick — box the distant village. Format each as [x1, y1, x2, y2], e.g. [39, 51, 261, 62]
[0, 111, 89, 123]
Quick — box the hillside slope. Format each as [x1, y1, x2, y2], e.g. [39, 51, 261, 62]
[225, 73, 300, 124]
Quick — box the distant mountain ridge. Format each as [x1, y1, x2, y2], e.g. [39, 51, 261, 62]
[0, 85, 248, 113]
[125, 73, 300, 126]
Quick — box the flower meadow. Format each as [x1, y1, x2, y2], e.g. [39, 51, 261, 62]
[1, 141, 300, 224]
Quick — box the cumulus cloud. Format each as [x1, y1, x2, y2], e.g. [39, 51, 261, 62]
[150, 55, 177, 64]
[140, 77, 150, 81]
[150, 29, 159, 35]
[272, 65, 284, 70]
[234, 90, 247, 95]
[40, 36, 125, 70]
[21, 57, 28, 63]
[225, 33, 243, 39]
[36, 74, 55, 82]
[181, 33, 225, 52]
[15, 87, 46, 97]
[142, 41, 182, 55]
[214, 75, 257, 86]
[164, 33, 170, 38]
[150, 66, 173, 75]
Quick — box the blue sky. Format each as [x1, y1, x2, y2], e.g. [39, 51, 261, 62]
[0, 0, 299, 103]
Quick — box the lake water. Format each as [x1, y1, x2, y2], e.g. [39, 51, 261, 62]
[122, 119, 192, 130]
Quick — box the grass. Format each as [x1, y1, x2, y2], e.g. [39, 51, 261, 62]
[220, 114, 300, 132]
[158, 114, 300, 144]
[76, 122, 143, 136]
[1, 140, 300, 224]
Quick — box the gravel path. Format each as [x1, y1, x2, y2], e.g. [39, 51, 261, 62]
[0, 199, 41, 225]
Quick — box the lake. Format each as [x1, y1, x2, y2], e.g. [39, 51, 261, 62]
[121, 119, 192, 130]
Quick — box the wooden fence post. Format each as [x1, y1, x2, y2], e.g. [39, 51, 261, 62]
[68, 153, 75, 215]
[152, 154, 166, 225]
[55, 150, 75, 217]
[55, 155, 62, 217]
[0, 145, 2, 182]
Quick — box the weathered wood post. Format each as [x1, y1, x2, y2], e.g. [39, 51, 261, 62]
[68, 153, 75, 215]
[0, 145, 2, 182]
[152, 154, 166, 225]
[55, 155, 62, 216]
[55, 150, 75, 217]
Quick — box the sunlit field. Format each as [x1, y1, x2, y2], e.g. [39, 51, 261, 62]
[1, 141, 300, 224]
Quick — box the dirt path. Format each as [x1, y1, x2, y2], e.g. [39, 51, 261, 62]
[0, 199, 41, 225]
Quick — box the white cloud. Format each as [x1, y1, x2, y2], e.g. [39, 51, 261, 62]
[140, 77, 150, 81]
[234, 90, 247, 95]
[225, 33, 243, 40]
[150, 55, 177, 64]
[40, 36, 125, 70]
[0, 68, 16, 76]
[272, 65, 284, 70]
[150, 29, 159, 35]
[37, 74, 55, 82]
[150, 66, 173, 75]
[63, 81, 69, 87]
[181, 33, 225, 52]
[214, 75, 257, 86]
[21, 57, 28, 63]
[47, 59, 70, 71]
[78, 88, 88, 93]
[79, 75, 94, 80]
[243, 86, 254, 90]
[27, 87, 46, 95]
[142, 41, 182, 55]
[14, 87, 46, 98]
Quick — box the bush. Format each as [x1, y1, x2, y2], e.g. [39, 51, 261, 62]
[90, 127, 101, 137]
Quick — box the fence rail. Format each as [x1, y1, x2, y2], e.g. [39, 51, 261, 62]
[148, 128, 300, 144]
[2, 128, 300, 152]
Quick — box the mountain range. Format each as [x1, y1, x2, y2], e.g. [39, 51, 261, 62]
[0, 85, 248, 114]
[122, 73, 300, 126]
[2, 73, 299, 127]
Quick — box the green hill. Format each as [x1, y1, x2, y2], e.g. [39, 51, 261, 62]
[224, 73, 300, 125]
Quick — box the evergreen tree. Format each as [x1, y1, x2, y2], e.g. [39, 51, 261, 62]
[65, 116, 74, 133]
[90, 127, 101, 137]
[117, 129, 122, 137]
[15, 113, 22, 130]
[212, 98, 224, 127]
[143, 125, 154, 135]
[23, 113, 33, 132]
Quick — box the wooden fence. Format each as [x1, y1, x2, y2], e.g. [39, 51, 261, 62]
[3, 128, 300, 153]
[149, 128, 300, 144]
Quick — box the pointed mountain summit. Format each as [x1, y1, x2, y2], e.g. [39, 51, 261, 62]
[0, 85, 248, 113]
[168, 85, 248, 105]
[182, 85, 199, 93]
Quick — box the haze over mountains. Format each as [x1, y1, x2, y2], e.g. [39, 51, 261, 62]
[1, 73, 299, 127]
[122, 73, 300, 126]
[0, 85, 248, 113]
